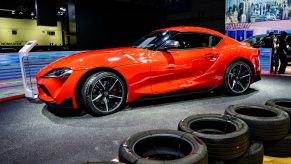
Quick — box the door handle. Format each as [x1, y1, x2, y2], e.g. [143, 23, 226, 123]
[204, 53, 218, 60]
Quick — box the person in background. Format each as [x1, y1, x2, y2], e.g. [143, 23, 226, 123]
[278, 31, 289, 74]
[264, 32, 278, 74]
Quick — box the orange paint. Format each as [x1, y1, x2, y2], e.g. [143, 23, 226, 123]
[36, 26, 260, 108]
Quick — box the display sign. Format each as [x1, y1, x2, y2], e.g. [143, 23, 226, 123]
[0, 18, 63, 47]
[19, 41, 38, 99]
[258, 48, 272, 74]
[225, 0, 291, 40]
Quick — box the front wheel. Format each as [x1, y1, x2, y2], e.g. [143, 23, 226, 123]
[224, 61, 252, 95]
[81, 71, 127, 116]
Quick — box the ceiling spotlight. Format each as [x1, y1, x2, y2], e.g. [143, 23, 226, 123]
[58, 11, 63, 16]
[59, 7, 66, 12]
[31, 12, 35, 16]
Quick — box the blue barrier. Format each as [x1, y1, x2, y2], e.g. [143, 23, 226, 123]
[0, 51, 82, 100]
[0, 49, 272, 101]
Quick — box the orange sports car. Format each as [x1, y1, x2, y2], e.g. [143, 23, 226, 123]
[36, 26, 261, 115]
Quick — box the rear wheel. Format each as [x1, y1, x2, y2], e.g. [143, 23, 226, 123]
[224, 61, 252, 95]
[81, 71, 127, 116]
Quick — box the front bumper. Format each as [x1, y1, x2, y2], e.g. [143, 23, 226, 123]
[36, 66, 87, 108]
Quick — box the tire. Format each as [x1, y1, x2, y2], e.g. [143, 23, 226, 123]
[85, 161, 124, 164]
[266, 98, 291, 130]
[81, 71, 127, 116]
[209, 141, 264, 164]
[225, 104, 290, 141]
[119, 129, 208, 164]
[264, 134, 291, 157]
[227, 140, 264, 164]
[178, 114, 249, 160]
[223, 61, 253, 95]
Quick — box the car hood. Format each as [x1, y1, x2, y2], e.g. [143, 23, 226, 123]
[47, 47, 151, 70]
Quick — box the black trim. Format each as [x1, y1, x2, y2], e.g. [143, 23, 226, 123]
[158, 31, 223, 51]
[39, 84, 53, 98]
[44, 98, 74, 108]
[254, 74, 261, 82]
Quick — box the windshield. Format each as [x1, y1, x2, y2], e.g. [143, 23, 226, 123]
[131, 31, 177, 50]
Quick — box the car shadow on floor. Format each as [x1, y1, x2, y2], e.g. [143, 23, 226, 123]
[41, 87, 259, 120]
[44, 106, 87, 117]
[127, 88, 258, 109]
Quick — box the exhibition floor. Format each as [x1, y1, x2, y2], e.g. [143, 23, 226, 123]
[1, 75, 291, 164]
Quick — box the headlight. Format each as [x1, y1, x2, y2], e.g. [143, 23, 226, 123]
[41, 68, 73, 78]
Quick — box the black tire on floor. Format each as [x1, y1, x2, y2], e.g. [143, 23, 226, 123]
[119, 129, 208, 164]
[264, 134, 291, 157]
[85, 161, 124, 164]
[225, 104, 290, 141]
[178, 114, 249, 160]
[81, 71, 127, 116]
[223, 61, 253, 95]
[227, 140, 264, 164]
[266, 98, 291, 129]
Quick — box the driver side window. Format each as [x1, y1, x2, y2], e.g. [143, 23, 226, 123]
[171, 33, 221, 49]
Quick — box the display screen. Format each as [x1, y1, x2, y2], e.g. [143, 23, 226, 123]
[225, 0, 291, 41]
[258, 48, 272, 74]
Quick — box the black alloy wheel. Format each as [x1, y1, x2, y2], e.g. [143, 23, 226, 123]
[224, 61, 252, 95]
[81, 71, 127, 116]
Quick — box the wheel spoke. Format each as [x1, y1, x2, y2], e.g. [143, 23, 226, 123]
[229, 72, 235, 78]
[236, 80, 245, 90]
[109, 79, 118, 91]
[92, 93, 102, 102]
[98, 80, 105, 89]
[231, 80, 236, 89]
[239, 74, 250, 79]
[239, 70, 249, 76]
[103, 97, 109, 111]
[237, 64, 242, 75]
[109, 95, 122, 99]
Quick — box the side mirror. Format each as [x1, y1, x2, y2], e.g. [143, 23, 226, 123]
[160, 40, 180, 51]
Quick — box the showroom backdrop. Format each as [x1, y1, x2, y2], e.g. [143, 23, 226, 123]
[0, 0, 226, 101]
[225, 0, 291, 41]
[0, 0, 226, 51]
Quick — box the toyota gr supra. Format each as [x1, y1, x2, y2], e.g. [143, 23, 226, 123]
[36, 26, 261, 115]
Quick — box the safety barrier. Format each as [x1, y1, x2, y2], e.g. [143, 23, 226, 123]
[0, 51, 82, 101]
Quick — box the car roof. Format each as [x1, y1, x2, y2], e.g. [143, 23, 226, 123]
[156, 26, 225, 38]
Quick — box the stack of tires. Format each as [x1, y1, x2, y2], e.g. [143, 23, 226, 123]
[115, 98, 291, 164]
[265, 98, 291, 157]
[178, 114, 264, 164]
